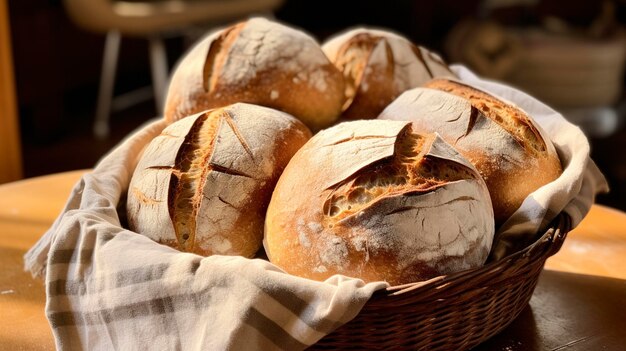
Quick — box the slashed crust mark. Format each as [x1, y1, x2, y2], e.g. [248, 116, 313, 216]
[412, 45, 454, 76]
[321, 134, 397, 148]
[130, 186, 163, 205]
[410, 45, 434, 78]
[454, 106, 480, 144]
[335, 33, 383, 110]
[169, 113, 219, 251]
[203, 24, 242, 93]
[427, 79, 547, 153]
[322, 128, 477, 222]
[222, 109, 254, 160]
[383, 195, 478, 217]
[210, 163, 254, 179]
[168, 108, 258, 252]
[146, 165, 175, 171]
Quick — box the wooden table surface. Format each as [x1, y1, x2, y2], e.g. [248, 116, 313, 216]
[0, 170, 625, 350]
[0, 170, 87, 350]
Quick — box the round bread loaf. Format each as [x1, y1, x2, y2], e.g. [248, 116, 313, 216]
[322, 28, 455, 120]
[379, 78, 563, 226]
[264, 120, 494, 285]
[164, 17, 345, 131]
[127, 103, 311, 257]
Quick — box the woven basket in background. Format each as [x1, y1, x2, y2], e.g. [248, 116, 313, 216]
[506, 30, 626, 108]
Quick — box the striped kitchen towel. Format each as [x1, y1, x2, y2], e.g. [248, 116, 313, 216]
[23, 119, 388, 350]
[24, 66, 607, 350]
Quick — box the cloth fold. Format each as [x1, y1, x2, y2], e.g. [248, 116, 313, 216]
[25, 66, 607, 350]
[25, 120, 387, 350]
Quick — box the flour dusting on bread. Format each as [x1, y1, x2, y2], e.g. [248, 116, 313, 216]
[265, 120, 494, 284]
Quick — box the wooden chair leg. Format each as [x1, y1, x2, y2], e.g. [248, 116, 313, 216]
[149, 36, 168, 117]
[93, 30, 121, 139]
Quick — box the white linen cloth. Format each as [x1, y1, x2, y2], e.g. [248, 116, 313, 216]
[24, 66, 607, 350]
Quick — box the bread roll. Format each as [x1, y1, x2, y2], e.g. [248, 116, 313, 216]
[264, 120, 494, 285]
[164, 17, 345, 131]
[379, 79, 562, 225]
[322, 28, 455, 120]
[127, 103, 311, 257]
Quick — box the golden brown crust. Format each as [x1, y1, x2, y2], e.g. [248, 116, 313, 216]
[128, 103, 312, 257]
[423, 79, 563, 224]
[203, 23, 244, 94]
[165, 18, 345, 131]
[265, 120, 494, 285]
[169, 114, 210, 251]
[322, 28, 456, 120]
[332, 33, 396, 119]
[380, 81, 563, 225]
[424, 78, 547, 154]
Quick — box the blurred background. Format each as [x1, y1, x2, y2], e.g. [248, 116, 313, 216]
[1, 0, 625, 210]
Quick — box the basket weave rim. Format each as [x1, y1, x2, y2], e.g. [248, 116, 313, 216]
[372, 212, 571, 301]
[313, 213, 572, 350]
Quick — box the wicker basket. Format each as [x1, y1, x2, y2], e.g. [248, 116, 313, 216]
[312, 213, 571, 350]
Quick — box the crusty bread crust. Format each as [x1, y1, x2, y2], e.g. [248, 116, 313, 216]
[424, 79, 548, 154]
[264, 120, 494, 285]
[380, 80, 562, 225]
[165, 18, 345, 131]
[322, 28, 455, 120]
[127, 103, 311, 257]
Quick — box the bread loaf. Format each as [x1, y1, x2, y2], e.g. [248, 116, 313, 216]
[127, 103, 311, 257]
[379, 79, 562, 225]
[322, 28, 455, 120]
[164, 17, 345, 131]
[264, 120, 494, 285]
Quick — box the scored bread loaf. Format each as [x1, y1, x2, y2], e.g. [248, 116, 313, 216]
[264, 120, 494, 285]
[379, 78, 562, 226]
[127, 103, 311, 257]
[164, 17, 345, 131]
[322, 28, 456, 120]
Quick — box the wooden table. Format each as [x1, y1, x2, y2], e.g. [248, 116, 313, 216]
[1, 170, 625, 350]
[0, 170, 87, 351]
